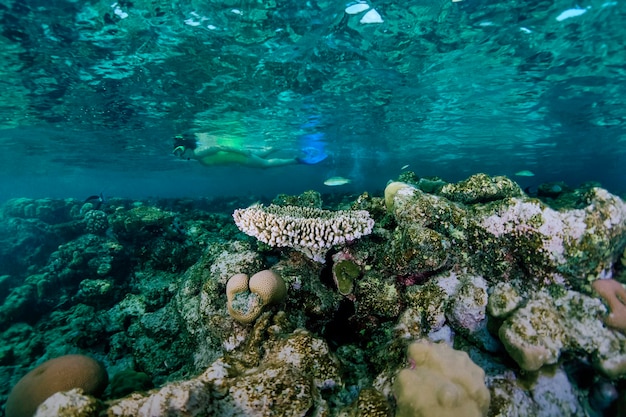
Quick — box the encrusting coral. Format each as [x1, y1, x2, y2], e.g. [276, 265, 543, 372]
[104, 327, 341, 416]
[592, 278, 626, 332]
[495, 285, 626, 378]
[439, 173, 522, 204]
[388, 179, 626, 285]
[392, 340, 490, 417]
[232, 204, 374, 262]
[226, 270, 287, 324]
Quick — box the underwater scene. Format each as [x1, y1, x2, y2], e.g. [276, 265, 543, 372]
[1, 0, 626, 416]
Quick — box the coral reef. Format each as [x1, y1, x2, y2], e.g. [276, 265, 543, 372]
[103, 327, 340, 416]
[439, 173, 523, 204]
[388, 178, 626, 285]
[2, 175, 626, 417]
[83, 210, 108, 235]
[340, 387, 391, 416]
[108, 369, 153, 398]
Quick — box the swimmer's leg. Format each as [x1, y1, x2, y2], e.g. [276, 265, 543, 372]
[255, 147, 280, 157]
[247, 154, 298, 168]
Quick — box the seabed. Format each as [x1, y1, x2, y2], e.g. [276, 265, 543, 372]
[1, 172, 626, 417]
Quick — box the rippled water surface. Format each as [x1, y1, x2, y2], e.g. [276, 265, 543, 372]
[0, 0, 624, 199]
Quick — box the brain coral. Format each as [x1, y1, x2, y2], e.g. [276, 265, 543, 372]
[233, 204, 374, 262]
[6, 354, 108, 417]
[226, 270, 287, 324]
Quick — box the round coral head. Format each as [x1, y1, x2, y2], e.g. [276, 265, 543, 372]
[6, 354, 108, 417]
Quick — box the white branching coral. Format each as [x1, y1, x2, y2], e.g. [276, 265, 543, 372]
[232, 204, 375, 262]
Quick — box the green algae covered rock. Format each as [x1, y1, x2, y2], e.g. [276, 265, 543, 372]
[105, 328, 340, 416]
[109, 370, 153, 398]
[355, 272, 401, 319]
[340, 387, 392, 417]
[109, 205, 174, 242]
[383, 225, 450, 276]
[388, 175, 626, 285]
[495, 286, 626, 378]
[439, 173, 523, 204]
[272, 190, 323, 209]
[0, 284, 36, 329]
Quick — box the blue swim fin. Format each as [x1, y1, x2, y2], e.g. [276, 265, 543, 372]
[297, 146, 328, 165]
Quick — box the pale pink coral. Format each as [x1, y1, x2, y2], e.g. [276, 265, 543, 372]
[592, 278, 626, 332]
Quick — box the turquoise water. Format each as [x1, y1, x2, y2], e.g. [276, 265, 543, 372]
[0, 0, 624, 200]
[2, 1, 626, 415]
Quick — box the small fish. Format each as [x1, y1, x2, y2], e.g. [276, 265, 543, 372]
[515, 170, 535, 177]
[324, 176, 351, 186]
[401, 164, 410, 170]
[84, 192, 106, 210]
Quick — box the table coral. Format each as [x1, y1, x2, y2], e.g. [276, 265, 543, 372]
[232, 204, 374, 262]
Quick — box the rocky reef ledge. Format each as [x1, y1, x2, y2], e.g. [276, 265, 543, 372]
[1, 173, 626, 417]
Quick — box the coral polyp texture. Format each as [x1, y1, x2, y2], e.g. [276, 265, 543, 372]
[232, 204, 374, 262]
[6, 354, 108, 417]
[392, 340, 490, 417]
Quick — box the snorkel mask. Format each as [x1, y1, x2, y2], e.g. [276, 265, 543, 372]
[173, 145, 186, 158]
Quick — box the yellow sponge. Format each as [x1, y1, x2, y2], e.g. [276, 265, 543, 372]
[393, 341, 490, 417]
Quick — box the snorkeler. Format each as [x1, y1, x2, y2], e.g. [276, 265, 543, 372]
[172, 132, 327, 168]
